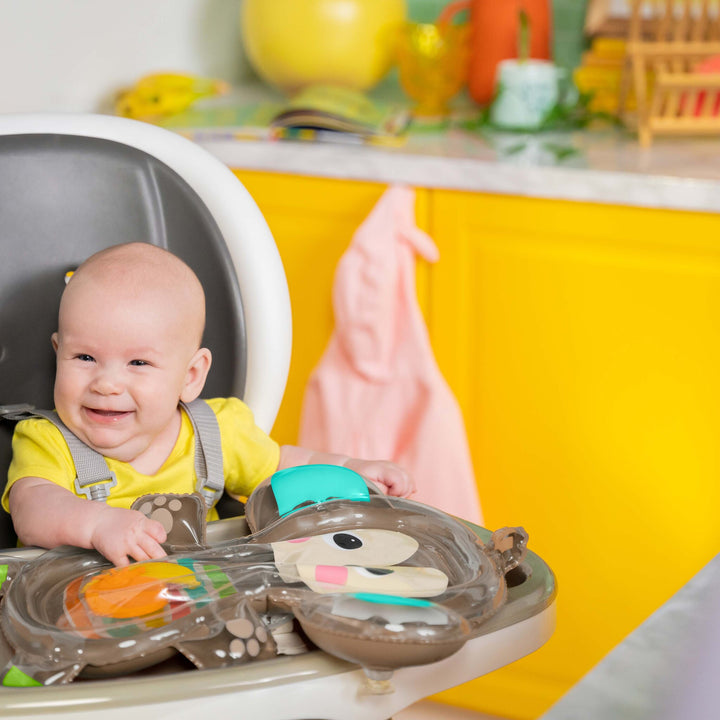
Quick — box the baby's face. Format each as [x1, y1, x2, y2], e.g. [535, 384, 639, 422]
[53, 281, 202, 468]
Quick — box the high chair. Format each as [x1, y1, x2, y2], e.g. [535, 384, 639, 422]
[0, 114, 555, 720]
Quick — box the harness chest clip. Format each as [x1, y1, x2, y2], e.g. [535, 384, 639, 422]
[74, 473, 118, 502]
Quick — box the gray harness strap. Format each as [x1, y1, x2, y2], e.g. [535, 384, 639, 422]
[0, 399, 224, 508]
[34, 409, 119, 501]
[180, 399, 225, 507]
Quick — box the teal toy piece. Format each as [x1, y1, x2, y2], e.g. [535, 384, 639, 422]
[270, 464, 370, 516]
[353, 593, 434, 607]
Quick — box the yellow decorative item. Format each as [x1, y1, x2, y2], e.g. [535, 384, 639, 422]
[573, 37, 651, 114]
[115, 72, 229, 122]
[396, 16, 470, 118]
[241, 0, 406, 93]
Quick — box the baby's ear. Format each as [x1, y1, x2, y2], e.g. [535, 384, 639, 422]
[51, 332, 59, 352]
[180, 347, 212, 402]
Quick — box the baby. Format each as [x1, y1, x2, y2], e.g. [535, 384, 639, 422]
[3, 243, 414, 566]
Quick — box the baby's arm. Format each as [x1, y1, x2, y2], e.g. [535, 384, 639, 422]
[278, 445, 415, 498]
[9, 477, 167, 566]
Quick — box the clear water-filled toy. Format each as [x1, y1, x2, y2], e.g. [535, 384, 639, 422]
[0, 466, 531, 688]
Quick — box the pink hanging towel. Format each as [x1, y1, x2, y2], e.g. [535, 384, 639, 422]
[299, 185, 482, 524]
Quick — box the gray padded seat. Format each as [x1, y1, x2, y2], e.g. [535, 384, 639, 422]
[0, 133, 247, 547]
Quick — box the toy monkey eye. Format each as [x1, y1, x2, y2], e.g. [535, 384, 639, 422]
[324, 532, 363, 550]
[354, 567, 394, 577]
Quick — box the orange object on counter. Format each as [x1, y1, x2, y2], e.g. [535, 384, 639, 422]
[442, 0, 551, 106]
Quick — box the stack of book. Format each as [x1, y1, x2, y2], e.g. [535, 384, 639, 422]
[157, 85, 411, 146]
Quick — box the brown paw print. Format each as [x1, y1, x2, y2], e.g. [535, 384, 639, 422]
[131, 493, 206, 549]
[226, 617, 270, 660]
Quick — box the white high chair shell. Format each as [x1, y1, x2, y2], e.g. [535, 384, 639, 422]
[0, 113, 291, 434]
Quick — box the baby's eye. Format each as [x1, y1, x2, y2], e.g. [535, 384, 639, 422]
[75, 354, 95, 363]
[129, 359, 148, 367]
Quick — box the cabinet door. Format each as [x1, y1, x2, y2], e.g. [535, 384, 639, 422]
[233, 171, 432, 446]
[429, 190, 720, 718]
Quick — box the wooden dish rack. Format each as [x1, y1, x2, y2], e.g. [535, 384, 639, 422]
[623, 0, 720, 146]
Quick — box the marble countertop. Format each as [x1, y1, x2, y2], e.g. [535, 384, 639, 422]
[196, 123, 720, 215]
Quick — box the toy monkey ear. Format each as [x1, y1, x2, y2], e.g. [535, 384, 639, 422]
[488, 527, 528, 574]
[180, 347, 212, 403]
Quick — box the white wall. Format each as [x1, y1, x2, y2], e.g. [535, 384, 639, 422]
[0, 0, 249, 114]
[0, 0, 631, 115]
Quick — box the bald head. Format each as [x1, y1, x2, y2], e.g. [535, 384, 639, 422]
[51, 243, 213, 461]
[59, 243, 206, 350]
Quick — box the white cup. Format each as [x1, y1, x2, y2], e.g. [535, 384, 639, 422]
[490, 59, 565, 130]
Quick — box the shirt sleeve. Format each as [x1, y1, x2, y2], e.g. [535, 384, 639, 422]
[209, 397, 280, 498]
[3, 418, 77, 512]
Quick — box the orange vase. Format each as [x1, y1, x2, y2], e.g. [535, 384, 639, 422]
[446, 0, 552, 106]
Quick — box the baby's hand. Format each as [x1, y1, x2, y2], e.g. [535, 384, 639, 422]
[90, 506, 168, 566]
[344, 458, 415, 498]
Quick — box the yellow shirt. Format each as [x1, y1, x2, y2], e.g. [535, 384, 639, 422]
[3, 397, 280, 521]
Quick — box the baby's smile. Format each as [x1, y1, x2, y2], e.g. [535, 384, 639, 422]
[84, 407, 133, 421]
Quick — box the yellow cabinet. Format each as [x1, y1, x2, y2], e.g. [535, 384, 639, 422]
[235, 170, 720, 718]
